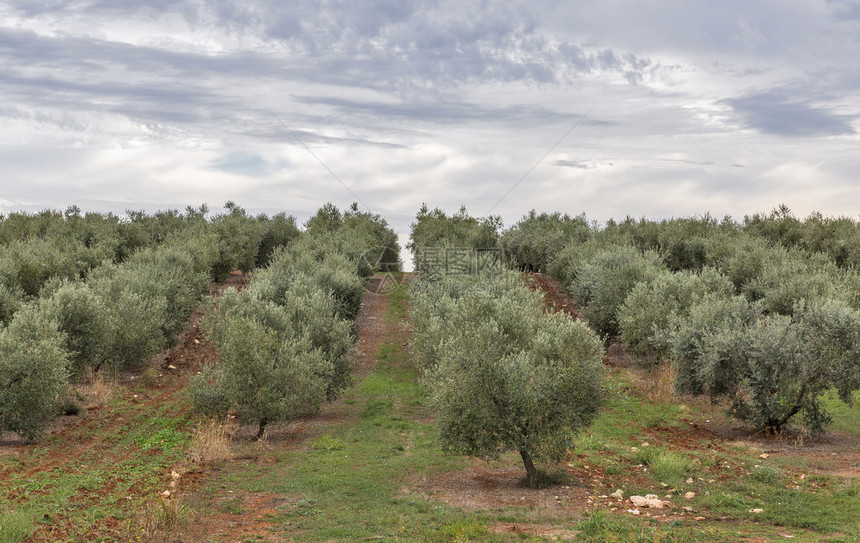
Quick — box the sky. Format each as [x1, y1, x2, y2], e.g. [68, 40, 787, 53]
[1, 0, 859, 266]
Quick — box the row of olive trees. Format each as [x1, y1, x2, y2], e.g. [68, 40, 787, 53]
[0, 205, 301, 323]
[410, 271, 605, 487]
[501, 205, 860, 276]
[0, 235, 217, 441]
[503, 209, 860, 435]
[0, 204, 300, 442]
[190, 203, 401, 439]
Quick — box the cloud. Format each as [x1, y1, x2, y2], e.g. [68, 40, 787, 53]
[552, 160, 594, 169]
[291, 95, 582, 127]
[724, 91, 856, 137]
[208, 152, 277, 176]
[827, 0, 860, 21]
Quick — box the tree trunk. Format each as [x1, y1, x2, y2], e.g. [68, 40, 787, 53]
[254, 418, 268, 441]
[764, 385, 807, 435]
[519, 449, 538, 487]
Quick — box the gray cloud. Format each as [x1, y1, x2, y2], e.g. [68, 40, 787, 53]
[827, 0, 860, 21]
[291, 95, 583, 127]
[552, 160, 594, 169]
[724, 91, 856, 137]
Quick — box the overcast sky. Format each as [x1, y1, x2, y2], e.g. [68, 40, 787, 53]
[1, 0, 858, 264]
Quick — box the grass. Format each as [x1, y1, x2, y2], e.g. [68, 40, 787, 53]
[197, 349, 480, 541]
[820, 389, 860, 439]
[0, 382, 194, 542]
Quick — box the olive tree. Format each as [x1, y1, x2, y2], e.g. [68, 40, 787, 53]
[417, 274, 605, 486]
[0, 306, 69, 441]
[668, 295, 860, 434]
[40, 281, 106, 378]
[618, 267, 733, 357]
[571, 245, 664, 340]
[191, 310, 331, 439]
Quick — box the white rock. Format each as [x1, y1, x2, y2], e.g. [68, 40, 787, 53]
[627, 509, 640, 515]
[630, 495, 664, 509]
[610, 489, 624, 499]
[686, 477, 694, 484]
[161, 490, 171, 498]
[750, 508, 764, 514]
[684, 491, 696, 500]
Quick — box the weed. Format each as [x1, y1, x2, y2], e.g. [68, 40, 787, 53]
[649, 450, 697, 484]
[376, 343, 399, 368]
[82, 370, 121, 407]
[189, 416, 237, 463]
[132, 496, 192, 539]
[310, 434, 344, 451]
[644, 361, 677, 404]
[217, 497, 245, 515]
[58, 397, 85, 416]
[137, 366, 161, 387]
[750, 463, 782, 484]
[435, 517, 488, 541]
[0, 511, 32, 543]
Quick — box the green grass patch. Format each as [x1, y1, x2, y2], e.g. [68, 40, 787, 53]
[820, 389, 860, 439]
[634, 449, 697, 485]
[384, 277, 410, 323]
[0, 392, 193, 542]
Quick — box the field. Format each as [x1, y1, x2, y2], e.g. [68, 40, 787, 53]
[1, 271, 857, 542]
[1, 205, 859, 542]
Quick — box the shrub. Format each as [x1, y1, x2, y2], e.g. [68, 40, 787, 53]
[0, 283, 23, 326]
[214, 281, 353, 400]
[667, 294, 760, 400]
[501, 210, 591, 272]
[742, 251, 848, 316]
[705, 234, 781, 293]
[41, 281, 106, 378]
[255, 212, 300, 267]
[668, 295, 860, 434]
[0, 305, 69, 441]
[210, 201, 265, 278]
[408, 205, 501, 272]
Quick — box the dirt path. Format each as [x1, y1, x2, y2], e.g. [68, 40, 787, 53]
[173, 275, 401, 542]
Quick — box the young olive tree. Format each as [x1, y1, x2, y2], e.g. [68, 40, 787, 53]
[40, 281, 106, 378]
[668, 295, 860, 434]
[417, 274, 605, 487]
[0, 305, 69, 441]
[191, 310, 330, 439]
[216, 279, 354, 401]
